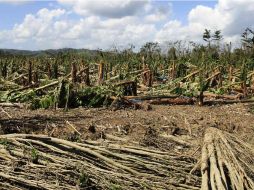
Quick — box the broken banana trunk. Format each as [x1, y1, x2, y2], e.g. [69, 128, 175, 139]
[201, 127, 254, 190]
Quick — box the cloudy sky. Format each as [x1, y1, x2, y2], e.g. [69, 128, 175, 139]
[0, 0, 253, 50]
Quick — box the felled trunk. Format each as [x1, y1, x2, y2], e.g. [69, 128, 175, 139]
[201, 127, 254, 190]
[115, 81, 137, 96]
[147, 97, 194, 105]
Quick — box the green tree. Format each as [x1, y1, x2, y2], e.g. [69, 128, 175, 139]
[203, 29, 212, 47]
[241, 28, 254, 49]
[213, 30, 223, 47]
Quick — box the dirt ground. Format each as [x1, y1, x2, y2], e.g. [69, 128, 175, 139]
[1, 103, 254, 157]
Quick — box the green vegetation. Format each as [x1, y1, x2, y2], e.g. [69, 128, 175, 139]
[1, 28, 254, 108]
[78, 172, 95, 189]
[30, 147, 39, 164]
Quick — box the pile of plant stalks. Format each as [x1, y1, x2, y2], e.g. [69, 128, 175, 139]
[201, 127, 254, 190]
[0, 127, 253, 189]
[0, 133, 201, 190]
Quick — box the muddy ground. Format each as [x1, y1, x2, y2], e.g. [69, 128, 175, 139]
[1, 103, 254, 159]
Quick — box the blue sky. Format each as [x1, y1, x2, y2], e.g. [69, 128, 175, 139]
[0, 0, 252, 50]
[0, 1, 216, 29]
[0, 1, 57, 29]
[170, 1, 216, 24]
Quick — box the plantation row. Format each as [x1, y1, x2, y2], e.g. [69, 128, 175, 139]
[0, 28, 254, 109]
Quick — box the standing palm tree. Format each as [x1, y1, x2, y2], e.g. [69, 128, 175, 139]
[213, 30, 223, 47]
[241, 28, 254, 50]
[203, 29, 212, 48]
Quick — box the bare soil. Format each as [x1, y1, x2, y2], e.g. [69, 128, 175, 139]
[1, 103, 254, 158]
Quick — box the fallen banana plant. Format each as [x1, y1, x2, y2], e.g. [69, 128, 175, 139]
[0, 127, 254, 189]
[0, 133, 201, 190]
[201, 127, 254, 190]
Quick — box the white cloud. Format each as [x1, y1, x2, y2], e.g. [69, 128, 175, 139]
[12, 8, 65, 42]
[37, 8, 65, 20]
[57, 0, 149, 18]
[145, 3, 172, 23]
[0, 7, 156, 50]
[0, 0, 253, 50]
[156, 0, 254, 46]
[59, 16, 156, 49]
